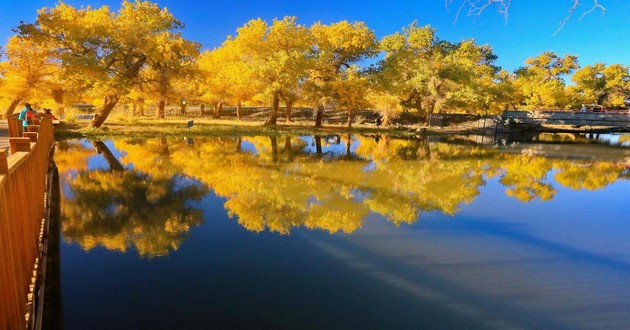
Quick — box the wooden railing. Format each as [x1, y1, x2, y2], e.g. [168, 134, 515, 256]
[0, 117, 55, 329]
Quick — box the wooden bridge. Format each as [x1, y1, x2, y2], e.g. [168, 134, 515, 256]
[1, 116, 56, 329]
[502, 110, 630, 130]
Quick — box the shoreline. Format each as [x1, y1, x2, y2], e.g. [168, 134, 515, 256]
[52, 117, 630, 140]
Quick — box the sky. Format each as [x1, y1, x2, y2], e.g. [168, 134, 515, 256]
[0, 0, 628, 72]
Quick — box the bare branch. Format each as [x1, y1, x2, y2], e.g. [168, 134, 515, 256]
[446, 1, 606, 33]
[555, 0, 606, 35]
[578, 0, 606, 21]
[447, 0, 511, 24]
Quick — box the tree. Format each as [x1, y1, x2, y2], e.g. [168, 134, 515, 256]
[307, 21, 379, 127]
[330, 67, 371, 127]
[230, 17, 312, 125]
[366, 90, 405, 127]
[602, 64, 630, 107]
[569, 63, 630, 108]
[138, 36, 199, 119]
[0, 36, 59, 117]
[19, 0, 195, 127]
[197, 47, 232, 118]
[378, 23, 500, 122]
[514, 51, 579, 109]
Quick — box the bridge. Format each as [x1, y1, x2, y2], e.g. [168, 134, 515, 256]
[502, 110, 630, 130]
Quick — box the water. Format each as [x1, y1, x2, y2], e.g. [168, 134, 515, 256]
[51, 133, 630, 329]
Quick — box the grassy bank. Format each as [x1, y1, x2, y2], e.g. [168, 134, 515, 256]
[53, 117, 437, 139]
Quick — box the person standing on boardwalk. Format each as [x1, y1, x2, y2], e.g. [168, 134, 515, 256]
[44, 108, 57, 120]
[18, 103, 36, 129]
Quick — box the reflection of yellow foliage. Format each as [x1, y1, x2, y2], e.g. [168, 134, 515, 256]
[500, 156, 556, 202]
[57, 135, 629, 238]
[55, 140, 93, 176]
[554, 162, 621, 191]
[62, 166, 207, 257]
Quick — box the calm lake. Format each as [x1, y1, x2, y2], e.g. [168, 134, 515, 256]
[50, 133, 630, 329]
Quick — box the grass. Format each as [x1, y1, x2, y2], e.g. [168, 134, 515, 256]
[53, 117, 431, 139]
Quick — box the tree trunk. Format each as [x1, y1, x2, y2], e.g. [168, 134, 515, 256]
[314, 104, 324, 128]
[52, 89, 65, 116]
[236, 101, 242, 120]
[5, 98, 23, 118]
[425, 102, 436, 123]
[417, 138, 431, 159]
[314, 135, 322, 157]
[382, 113, 390, 127]
[236, 136, 242, 152]
[213, 102, 223, 118]
[180, 103, 186, 115]
[286, 100, 293, 122]
[346, 134, 352, 156]
[160, 137, 170, 157]
[347, 110, 353, 127]
[270, 135, 278, 162]
[267, 92, 279, 125]
[91, 94, 119, 128]
[156, 100, 166, 119]
[285, 136, 293, 161]
[138, 101, 145, 117]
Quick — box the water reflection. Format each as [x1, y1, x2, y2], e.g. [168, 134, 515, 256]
[57, 140, 208, 257]
[56, 134, 630, 253]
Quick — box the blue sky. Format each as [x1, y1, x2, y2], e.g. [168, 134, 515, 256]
[1, 0, 628, 72]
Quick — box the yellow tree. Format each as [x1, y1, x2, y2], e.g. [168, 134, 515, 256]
[330, 66, 371, 127]
[138, 34, 199, 119]
[220, 37, 261, 120]
[0, 36, 59, 117]
[378, 23, 500, 121]
[514, 51, 579, 109]
[197, 47, 233, 118]
[232, 17, 312, 125]
[19, 0, 195, 127]
[569, 63, 629, 108]
[307, 21, 379, 127]
[366, 90, 405, 127]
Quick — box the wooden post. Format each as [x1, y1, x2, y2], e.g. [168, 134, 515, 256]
[0, 149, 8, 174]
[23, 132, 38, 142]
[9, 138, 32, 154]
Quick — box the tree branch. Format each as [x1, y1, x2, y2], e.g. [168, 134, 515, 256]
[554, 1, 606, 34]
[447, 0, 510, 24]
[446, 0, 606, 33]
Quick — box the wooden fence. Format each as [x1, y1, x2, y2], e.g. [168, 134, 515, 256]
[0, 117, 55, 329]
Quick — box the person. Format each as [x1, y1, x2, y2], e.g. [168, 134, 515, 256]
[580, 104, 587, 112]
[44, 108, 58, 120]
[18, 103, 36, 129]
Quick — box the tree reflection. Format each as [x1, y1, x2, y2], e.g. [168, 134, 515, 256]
[56, 134, 630, 237]
[60, 142, 208, 257]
